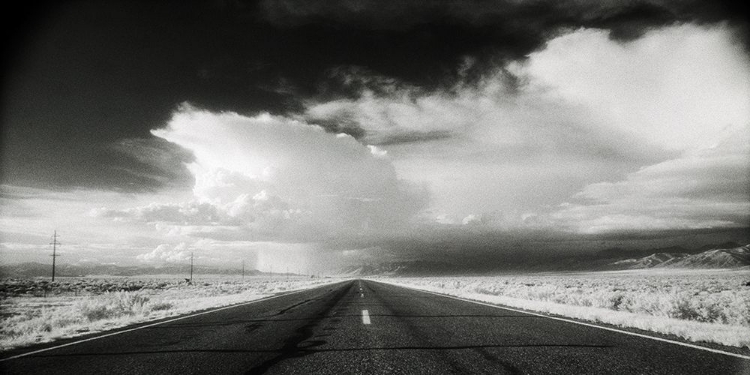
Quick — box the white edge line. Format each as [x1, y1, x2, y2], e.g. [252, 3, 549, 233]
[0, 282, 339, 362]
[374, 281, 750, 360]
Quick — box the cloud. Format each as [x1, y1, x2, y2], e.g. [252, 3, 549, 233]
[91, 201, 224, 224]
[307, 23, 747, 153]
[300, 23, 749, 230]
[304, 63, 668, 163]
[106, 105, 431, 242]
[260, 0, 729, 27]
[519, 24, 750, 233]
[304, 86, 470, 147]
[109, 137, 195, 190]
[461, 214, 481, 226]
[137, 243, 191, 263]
[259, 0, 747, 44]
[367, 145, 388, 158]
[516, 24, 750, 151]
[552, 124, 750, 233]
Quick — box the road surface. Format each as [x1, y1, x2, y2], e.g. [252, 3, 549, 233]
[1, 280, 748, 374]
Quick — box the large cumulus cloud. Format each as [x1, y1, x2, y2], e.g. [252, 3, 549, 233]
[137, 243, 191, 264]
[102, 105, 427, 243]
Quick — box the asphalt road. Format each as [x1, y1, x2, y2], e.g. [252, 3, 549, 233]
[1, 280, 749, 374]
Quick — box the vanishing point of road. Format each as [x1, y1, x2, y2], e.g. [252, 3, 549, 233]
[1, 280, 748, 374]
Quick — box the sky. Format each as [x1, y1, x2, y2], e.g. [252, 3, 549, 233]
[1, 0, 749, 273]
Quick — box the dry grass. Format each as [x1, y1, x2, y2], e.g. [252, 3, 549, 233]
[376, 269, 750, 349]
[0, 276, 339, 351]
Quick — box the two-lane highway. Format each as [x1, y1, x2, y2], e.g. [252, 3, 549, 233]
[1, 280, 748, 374]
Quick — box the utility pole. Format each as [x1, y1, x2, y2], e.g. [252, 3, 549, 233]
[189, 252, 194, 284]
[50, 231, 61, 282]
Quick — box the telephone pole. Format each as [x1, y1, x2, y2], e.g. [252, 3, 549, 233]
[50, 231, 61, 282]
[189, 252, 194, 283]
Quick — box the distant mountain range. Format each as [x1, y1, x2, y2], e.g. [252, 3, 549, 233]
[594, 241, 743, 260]
[0, 262, 268, 279]
[339, 242, 750, 276]
[611, 244, 750, 270]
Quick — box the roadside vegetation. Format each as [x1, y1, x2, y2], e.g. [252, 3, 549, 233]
[377, 269, 750, 349]
[0, 276, 338, 351]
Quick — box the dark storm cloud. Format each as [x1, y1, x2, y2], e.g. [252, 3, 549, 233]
[2, 1, 294, 192]
[259, 0, 746, 41]
[2, 0, 746, 192]
[109, 137, 195, 191]
[337, 225, 750, 273]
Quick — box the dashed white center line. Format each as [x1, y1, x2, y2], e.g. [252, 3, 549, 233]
[360, 293, 364, 298]
[362, 309, 371, 325]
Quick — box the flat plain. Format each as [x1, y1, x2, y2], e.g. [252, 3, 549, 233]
[0, 275, 339, 350]
[377, 269, 750, 349]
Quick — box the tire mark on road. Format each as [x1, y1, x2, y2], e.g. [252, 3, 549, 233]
[244, 284, 351, 374]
